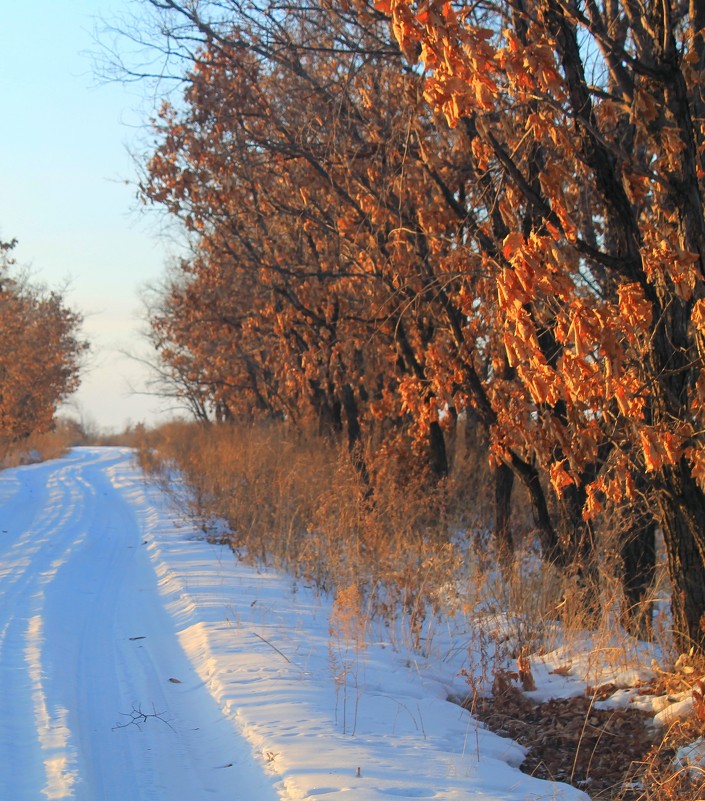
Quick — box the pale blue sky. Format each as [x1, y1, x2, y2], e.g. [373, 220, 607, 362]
[0, 0, 174, 431]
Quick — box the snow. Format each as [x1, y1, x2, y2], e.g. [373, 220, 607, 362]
[519, 635, 658, 704]
[0, 447, 595, 800]
[676, 737, 705, 774]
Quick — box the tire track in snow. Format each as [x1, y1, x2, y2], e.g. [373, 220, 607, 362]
[25, 614, 80, 799]
[0, 452, 95, 799]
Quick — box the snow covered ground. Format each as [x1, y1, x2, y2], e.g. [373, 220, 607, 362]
[0, 446, 599, 800]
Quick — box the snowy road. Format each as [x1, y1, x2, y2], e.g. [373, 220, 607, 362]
[0, 447, 588, 801]
[0, 448, 278, 801]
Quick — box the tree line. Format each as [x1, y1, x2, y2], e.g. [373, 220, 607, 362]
[127, 0, 705, 653]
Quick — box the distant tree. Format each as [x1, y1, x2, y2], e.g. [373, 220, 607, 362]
[0, 239, 87, 446]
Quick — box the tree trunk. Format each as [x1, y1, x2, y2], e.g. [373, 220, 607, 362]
[428, 420, 448, 480]
[341, 383, 361, 451]
[309, 378, 342, 438]
[621, 516, 656, 640]
[340, 382, 370, 487]
[655, 466, 705, 653]
[494, 461, 514, 571]
[556, 486, 601, 627]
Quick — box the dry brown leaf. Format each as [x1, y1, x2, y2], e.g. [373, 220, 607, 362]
[518, 653, 537, 691]
[692, 677, 705, 721]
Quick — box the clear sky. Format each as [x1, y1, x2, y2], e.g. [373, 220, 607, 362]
[0, 0, 177, 432]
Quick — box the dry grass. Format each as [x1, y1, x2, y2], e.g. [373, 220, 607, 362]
[613, 717, 705, 801]
[0, 417, 88, 467]
[133, 420, 671, 658]
[135, 420, 490, 651]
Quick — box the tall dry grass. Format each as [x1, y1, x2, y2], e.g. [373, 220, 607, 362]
[135, 420, 507, 649]
[134, 419, 666, 661]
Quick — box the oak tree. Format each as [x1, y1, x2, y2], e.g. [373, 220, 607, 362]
[376, 0, 705, 649]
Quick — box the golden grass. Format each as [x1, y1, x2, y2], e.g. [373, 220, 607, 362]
[0, 417, 88, 467]
[133, 420, 669, 658]
[134, 420, 500, 648]
[142, 429, 686, 663]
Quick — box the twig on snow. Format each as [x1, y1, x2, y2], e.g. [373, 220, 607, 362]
[113, 702, 175, 732]
[253, 631, 292, 664]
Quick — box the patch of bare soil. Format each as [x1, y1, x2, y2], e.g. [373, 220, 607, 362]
[458, 677, 660, 800]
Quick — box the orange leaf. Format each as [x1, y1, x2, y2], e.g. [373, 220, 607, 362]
[640, 429, 663, 472]
[549, 460, 574, 494]
[502, 232, 525, 260]
[618, 282, 652, 332]
[692, 299, 705, 334]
